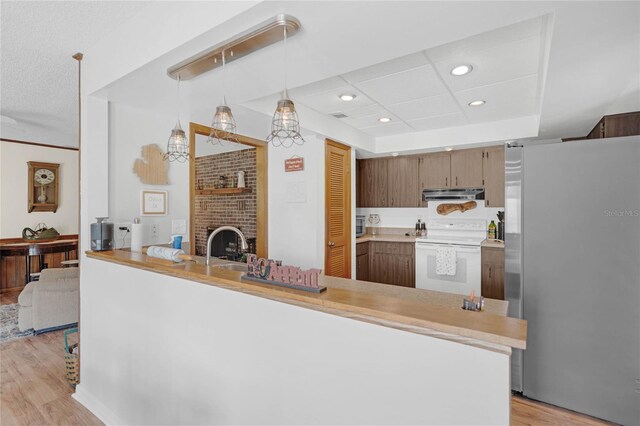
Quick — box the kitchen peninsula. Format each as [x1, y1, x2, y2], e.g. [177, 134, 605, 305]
[77, 249, 526, 425]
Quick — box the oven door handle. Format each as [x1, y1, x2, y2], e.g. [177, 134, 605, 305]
[415, 243, 480, 253]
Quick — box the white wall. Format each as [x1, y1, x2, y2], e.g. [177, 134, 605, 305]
[357, 201, 502, 231]
[0, 141, 78, 237]
[77, 258, 511, 426]
[108, 102, 190, 247]
[268, 134, 325, 270]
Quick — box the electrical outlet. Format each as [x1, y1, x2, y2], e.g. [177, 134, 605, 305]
[150, 224, 159, 239]
[171, 219, 187, 235]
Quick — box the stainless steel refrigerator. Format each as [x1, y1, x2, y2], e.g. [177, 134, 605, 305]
[505, 136, 640, 425]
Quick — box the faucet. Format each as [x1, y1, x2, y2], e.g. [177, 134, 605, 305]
[205, 226, 249, 266]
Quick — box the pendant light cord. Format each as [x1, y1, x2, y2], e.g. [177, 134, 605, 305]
[283, 25, 288, 97]
[222, 49, 227, 106]
[176, 74, 182, 123]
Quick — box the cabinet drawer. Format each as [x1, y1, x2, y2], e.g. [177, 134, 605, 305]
[356, 242, 369, 256]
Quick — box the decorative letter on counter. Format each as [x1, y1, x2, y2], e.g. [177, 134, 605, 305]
[242, 254, 326, 293]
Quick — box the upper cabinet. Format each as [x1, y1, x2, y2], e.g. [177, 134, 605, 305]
[418, 152, 450, 189]
[482, 146, 505, 207]
[450, 148, 484, 188]
[357, 158, 388, 208]
[563, 111, 640, 141]
[357, 157, 418, 208]
[356, 145, 505, 208]
[388, 157, 419, 207]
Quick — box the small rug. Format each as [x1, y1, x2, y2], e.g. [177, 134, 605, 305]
[1, 304, 34, 344]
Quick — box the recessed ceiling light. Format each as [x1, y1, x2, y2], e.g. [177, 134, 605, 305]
[468, 100, 486, 107]
[339, 93, 356, 101]
[378, 117, 392, 123]
[450, 64, 473, 76]
[445, 147, 453, 151]
[391, 152, 399, 157]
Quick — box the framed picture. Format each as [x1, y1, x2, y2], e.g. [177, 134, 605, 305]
[141, 190, 168, 216]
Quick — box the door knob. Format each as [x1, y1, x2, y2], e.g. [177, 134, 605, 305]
[328, 241, 336, 247]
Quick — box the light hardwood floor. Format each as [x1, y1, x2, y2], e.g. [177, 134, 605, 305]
[1, 289, 612, 426]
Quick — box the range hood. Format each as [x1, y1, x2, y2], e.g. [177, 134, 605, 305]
[422, 188, 485, 201]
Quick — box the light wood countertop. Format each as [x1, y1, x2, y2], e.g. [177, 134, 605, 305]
[356, 234, 417, 243]
[481, 239, 505, 248]
[86, 249, 526, 353]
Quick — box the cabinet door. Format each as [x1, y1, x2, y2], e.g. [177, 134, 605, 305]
[481, 247, 504, 300]
[357, 160, 374, 207]
[372, 159, 389, 207]
[418, 152, 450, 190]
[356, 159, 362, 208]
[391, 247, 415, 287]
[356, 254, 369, 281]
[603, 112, 640, 138]
[388, 157, 419, 207]
[369, 242, 415, 287]
[450, 149, 483, 188]
[369, 243, 386, 284]
[482, 146, 505, 207]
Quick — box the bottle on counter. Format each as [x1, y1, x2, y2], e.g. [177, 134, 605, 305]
[488, 220, 497, 240]
[415, 219, 422, 236]
[420, 221, 426, 237]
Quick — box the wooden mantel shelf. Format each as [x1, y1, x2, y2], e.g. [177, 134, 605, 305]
[195, 187, 252, 196]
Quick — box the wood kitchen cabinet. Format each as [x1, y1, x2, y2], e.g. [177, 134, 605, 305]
[450, 148, 484, 188]
[369, 241, 415, 287]
[356, 145, 505, 208]
[481, 246, 504, 300]
[357, 158, 417, 208]
[482, 145, 505, 207]
[418, 152, 451, 190]
[357, 158, 388, 208]
[564, 111, 640, 141]
[356, 242, 369, 281]
[388, 157, 419, 207]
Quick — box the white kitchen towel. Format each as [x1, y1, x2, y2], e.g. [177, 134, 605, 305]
[435, 246, 457, 276]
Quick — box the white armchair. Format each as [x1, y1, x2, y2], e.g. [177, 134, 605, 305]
[18, 268, 79, 333]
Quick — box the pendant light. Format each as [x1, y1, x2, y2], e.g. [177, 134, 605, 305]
[266, 25, 305, 148]
[164, 75, 190, 162]
[207, 49, 237, 145]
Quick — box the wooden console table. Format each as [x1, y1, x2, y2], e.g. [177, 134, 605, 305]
[0, 239, 78, 287]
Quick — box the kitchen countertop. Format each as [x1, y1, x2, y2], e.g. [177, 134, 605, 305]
[481, 239, 505, 248]
[86, 249, 526, 353]
[356, 234, 417, 243]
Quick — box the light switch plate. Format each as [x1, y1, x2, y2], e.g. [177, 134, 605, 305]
[172, 219, 187, 234]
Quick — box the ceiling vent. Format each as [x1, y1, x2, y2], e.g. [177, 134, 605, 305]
[330, 112, 349, 119]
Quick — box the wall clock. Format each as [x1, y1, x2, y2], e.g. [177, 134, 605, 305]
[27, 161, 60, 213]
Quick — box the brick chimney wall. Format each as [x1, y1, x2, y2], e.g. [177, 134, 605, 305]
[194, 149, 257, 255]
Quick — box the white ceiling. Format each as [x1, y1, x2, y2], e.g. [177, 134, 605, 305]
[0, 1, 148, 147]
[269, 15, 548, 138]
[2, 1, 639, 152]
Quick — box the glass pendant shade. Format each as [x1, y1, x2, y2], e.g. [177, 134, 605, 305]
[212, 105, 236, 133]
[164, 121, 190, 162]
[207, 100, 238, 145]
[266, 97, 305, 148]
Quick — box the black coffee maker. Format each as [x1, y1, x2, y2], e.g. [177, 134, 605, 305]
[91, 217, 114, 251]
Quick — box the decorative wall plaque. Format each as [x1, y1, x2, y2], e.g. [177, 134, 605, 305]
[284, 156, 304, 172]
[133, 144, 169, 185]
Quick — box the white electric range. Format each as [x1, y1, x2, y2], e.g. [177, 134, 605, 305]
[415, 219, 486, 296]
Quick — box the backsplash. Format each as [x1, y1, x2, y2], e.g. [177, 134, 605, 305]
[357, 202, 502, 231]
[194, 149, 257, 255]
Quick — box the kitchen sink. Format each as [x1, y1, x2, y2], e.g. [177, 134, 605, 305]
[212, 263, 248, 272]
[185, 256, 247, 272]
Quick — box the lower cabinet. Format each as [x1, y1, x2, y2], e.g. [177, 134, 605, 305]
[356, 242, 369, 282]
[369, 241, 415, 287]
[481, 246, 504, 300]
